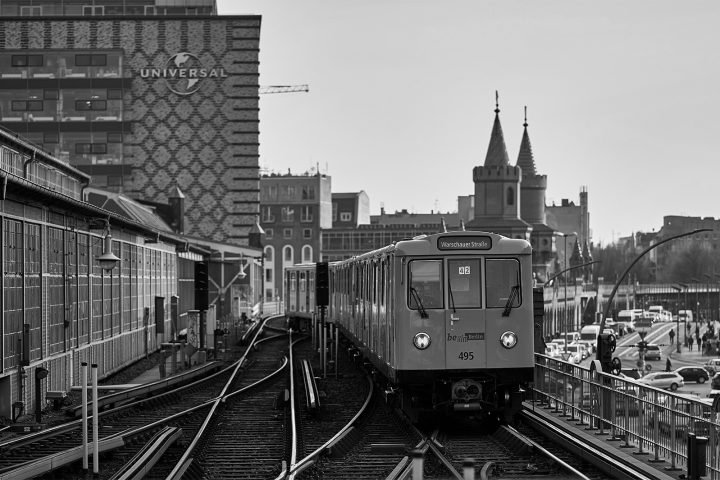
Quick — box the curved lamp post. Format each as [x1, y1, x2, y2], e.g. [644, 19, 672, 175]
[597, 228, 711, 363]
[545, 260, 601, 355]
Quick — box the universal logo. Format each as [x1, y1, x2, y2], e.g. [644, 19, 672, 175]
[139, 52, 228, 96]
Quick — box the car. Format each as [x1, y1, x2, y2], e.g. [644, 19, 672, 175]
[711, 373, 720, 390]
[704, 358, 720, 375]
[620, 368, 641, 380]
[637, 371, 684, 391]
[564, 344, 585, 364]
[644, 344, 662, 361]
[675, 366, 710, 384]
[572, 340, 594, 358]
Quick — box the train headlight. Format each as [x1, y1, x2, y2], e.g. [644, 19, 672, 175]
[413, 332, 431, 350]
[500, 331, 518, 349]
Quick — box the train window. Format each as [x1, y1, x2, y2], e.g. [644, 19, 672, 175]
[408, 260, 443, 310]
[447, 259, 481, 308]
[485, 259, 521, 309]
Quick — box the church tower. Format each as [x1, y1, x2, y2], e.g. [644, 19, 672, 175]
[516, 107, 554, 282]
[467, 93, 531, 239]
[517, 107, 547, 224]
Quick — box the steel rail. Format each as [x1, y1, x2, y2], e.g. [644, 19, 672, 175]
[164, 314, 285, 480]
[281, 373, 375, 479]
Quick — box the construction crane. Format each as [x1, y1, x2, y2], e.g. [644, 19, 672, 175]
[259, 84, 309, 95]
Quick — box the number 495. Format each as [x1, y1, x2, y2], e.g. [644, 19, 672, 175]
[458, 352, 474, 360]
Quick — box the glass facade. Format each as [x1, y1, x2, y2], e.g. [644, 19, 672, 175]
[0, 0, 216, 17]
[0, 50, 127, 182]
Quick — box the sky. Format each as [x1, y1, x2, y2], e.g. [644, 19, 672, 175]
[218, 0, 720, 245]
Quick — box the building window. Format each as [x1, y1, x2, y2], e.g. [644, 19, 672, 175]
[283, 245, 294, 264]
[107, 89, 122, 100]
[300, 205, 313, 222]
[82, 6, 105, 16]
[76, 143, 107, 154]
[75, 54, 106, 66]
[261, 206, 275, 223]
[265, 268, 272, 282]
[283, 185, 295, 199]
[76, 99, 107, 111]
[144, 6, 157, 14]
[11, 100, 43, 111]
[107, 176, 123, 186]
[20, 6, 42, 15]
[507, 187, 514, 206]
[283, 228, 293, 239]
[281, 207, 295, 222]
[303, 229, 312, 239]
[302, 185, 315, 200]
[302, 245, 313, 263]
[340, 212, 352, 222]
[264, 246, 274, 262]
[11, 55, 42, 67]
[332, 203, 338, 222]
[265, 228, 273, 239]
[107, 132, 123, 143]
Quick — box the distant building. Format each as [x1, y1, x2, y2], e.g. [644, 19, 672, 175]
[0, 0, 261, 245]
[332, 191, 370, 227]
[259, 172, 332, 301]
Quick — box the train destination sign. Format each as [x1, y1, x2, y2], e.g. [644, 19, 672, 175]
[437, 236, 492, 250]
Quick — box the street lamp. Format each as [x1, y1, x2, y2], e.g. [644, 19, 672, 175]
[553, 232, 577, 355]
[598, 229, 711, 368]
[671, 285, 682, 353]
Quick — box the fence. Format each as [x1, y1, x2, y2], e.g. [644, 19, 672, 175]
[533, 354, 720, 478]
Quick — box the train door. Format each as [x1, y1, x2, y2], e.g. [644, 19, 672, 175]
[444, 258, 485, 369]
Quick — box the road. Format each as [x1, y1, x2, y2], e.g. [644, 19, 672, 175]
[578, 320, 719, 398]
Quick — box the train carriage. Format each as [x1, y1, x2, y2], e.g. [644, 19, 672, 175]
[287, 230, 538, 422]
[284, 263, 317, 326]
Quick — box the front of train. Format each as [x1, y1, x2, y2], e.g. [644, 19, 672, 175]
[393, 231, 536, 423]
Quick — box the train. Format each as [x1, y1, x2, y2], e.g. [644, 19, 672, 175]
[284, 230, 539, 422]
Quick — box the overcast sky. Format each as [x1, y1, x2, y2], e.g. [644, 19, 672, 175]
[218, 0, 720, 245]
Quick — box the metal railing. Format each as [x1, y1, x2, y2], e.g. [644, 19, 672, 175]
[533, 354, 720, 478]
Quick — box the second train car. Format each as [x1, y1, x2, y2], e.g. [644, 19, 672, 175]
[284, 230, 537, 421]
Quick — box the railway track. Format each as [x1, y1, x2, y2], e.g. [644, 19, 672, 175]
[0, 316, 287, 479]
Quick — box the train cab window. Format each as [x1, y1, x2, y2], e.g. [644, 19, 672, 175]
[408, 260, 443, 310]
[485, 259, 521, 309]
[447, 259, 481, 308]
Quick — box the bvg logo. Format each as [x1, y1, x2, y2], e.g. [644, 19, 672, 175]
[140, 52, 228, 96]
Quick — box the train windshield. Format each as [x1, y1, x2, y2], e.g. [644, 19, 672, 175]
[485, 259, 521, 309]
[447, 259, 481, 308]
[408, 260, 443, 310]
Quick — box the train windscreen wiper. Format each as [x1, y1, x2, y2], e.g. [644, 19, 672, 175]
[502, 285, 519, 317]
[447, 280, 456, 313]
[409, 286, 429, 319]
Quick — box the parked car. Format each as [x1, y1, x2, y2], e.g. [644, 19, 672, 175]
[574, 339, 595, 356]
[711, 372, 720, 390]
[564, 344, 585, 364]
[637, 372, 684, 391]
[620, 368, 642, 380]
[704, 358, 720, 375]
[644, 344, 662, 361]
[675, 366, 710, 384]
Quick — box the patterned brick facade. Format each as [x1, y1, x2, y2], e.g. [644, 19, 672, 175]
[0, 15, 260, 245]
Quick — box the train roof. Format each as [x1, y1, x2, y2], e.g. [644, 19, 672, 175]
[338, 231, 531, 264]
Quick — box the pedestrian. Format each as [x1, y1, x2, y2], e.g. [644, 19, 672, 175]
[689, 335, 695, 350]
[697, 334, 702, 351]
[669, 328, 675, 345]
[666, 358, 672, 372]
[696, 325, 701, 338]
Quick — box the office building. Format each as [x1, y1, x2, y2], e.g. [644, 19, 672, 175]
[0, 0, 261, 245]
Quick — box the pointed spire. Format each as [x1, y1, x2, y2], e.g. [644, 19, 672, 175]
[570, 238, 583, 267]
[484, 91, 510, 167]
[516, 105, 537, 176]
